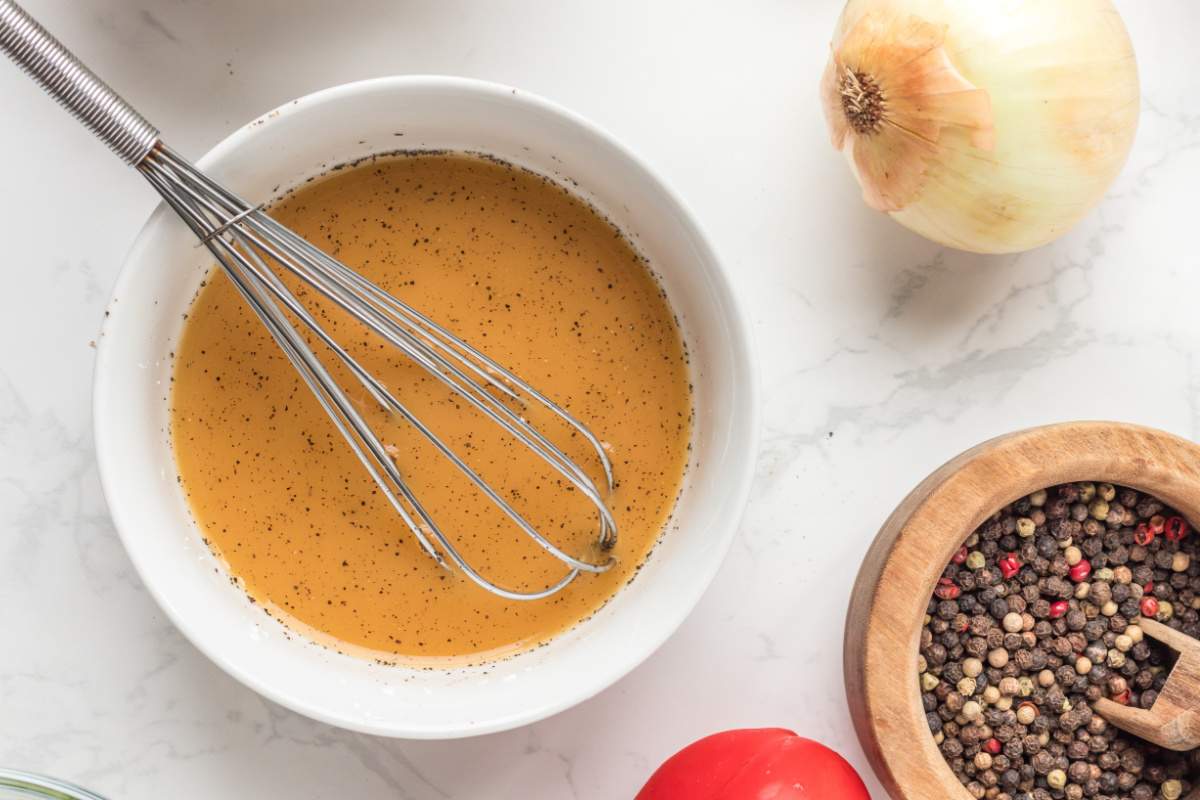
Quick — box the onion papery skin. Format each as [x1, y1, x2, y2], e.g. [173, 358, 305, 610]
[823, 0, 1140, 254]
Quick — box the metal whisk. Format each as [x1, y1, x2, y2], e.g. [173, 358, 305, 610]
[0, 0, 617, 600]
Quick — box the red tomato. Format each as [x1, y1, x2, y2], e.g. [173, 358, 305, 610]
[636, 728, 870, 799]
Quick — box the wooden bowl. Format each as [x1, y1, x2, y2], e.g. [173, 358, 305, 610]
[845, 421, 1200, 800]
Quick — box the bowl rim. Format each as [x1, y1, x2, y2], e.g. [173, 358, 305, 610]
[844, 421, 1200, 799]
[93, 74, 762, 737]
[0, 768, 107, 800]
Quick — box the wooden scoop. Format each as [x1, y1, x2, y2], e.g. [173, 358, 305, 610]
[1093, 618, 1200, 751]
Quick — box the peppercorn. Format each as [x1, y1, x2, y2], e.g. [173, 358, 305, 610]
[1120, 748, 1146, 773]
[1068, 559, 1092, 582]
[998, 553, 1022, 579]
[936, 577, 962, 600]
[1159, 600, 1175, 621]
[1068, 760, 1091, 784]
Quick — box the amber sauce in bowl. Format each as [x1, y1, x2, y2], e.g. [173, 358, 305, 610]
[170, 153, 692, 663]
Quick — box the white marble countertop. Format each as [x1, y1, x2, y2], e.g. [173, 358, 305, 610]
[1, 1, 1198, 798]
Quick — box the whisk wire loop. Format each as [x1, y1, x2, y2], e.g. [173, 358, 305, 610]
[140, 146, 619, 599]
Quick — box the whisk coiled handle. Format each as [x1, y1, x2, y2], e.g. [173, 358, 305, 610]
[0, 0, 159, 165]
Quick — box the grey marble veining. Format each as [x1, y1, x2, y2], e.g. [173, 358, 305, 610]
[1, 1, 1197, 797]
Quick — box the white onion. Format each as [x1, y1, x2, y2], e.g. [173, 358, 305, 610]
[821, 0, 1140, 254]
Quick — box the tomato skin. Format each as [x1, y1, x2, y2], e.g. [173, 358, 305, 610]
[636, 728, 870, 800]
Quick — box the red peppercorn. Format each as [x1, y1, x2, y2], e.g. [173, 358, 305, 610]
[998, 553, 1022, 580]
[1165, 516, 1190, 542]
[1068, 559, 1091, 582]
[934, 577, 961, 601]
[952, 546, 968, 565]
[1140, 596, 1159, 618]
[1149, 515, 1166, 534]
[1134, 523, 1155, 546]
[1144, 582, 1154, 596]
[983, 738, 1002, 754]
[1048, 600, 1070, 619]
[1112, 689, 1131, 705]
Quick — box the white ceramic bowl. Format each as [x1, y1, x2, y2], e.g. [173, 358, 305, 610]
[94, 76, 758, 738]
